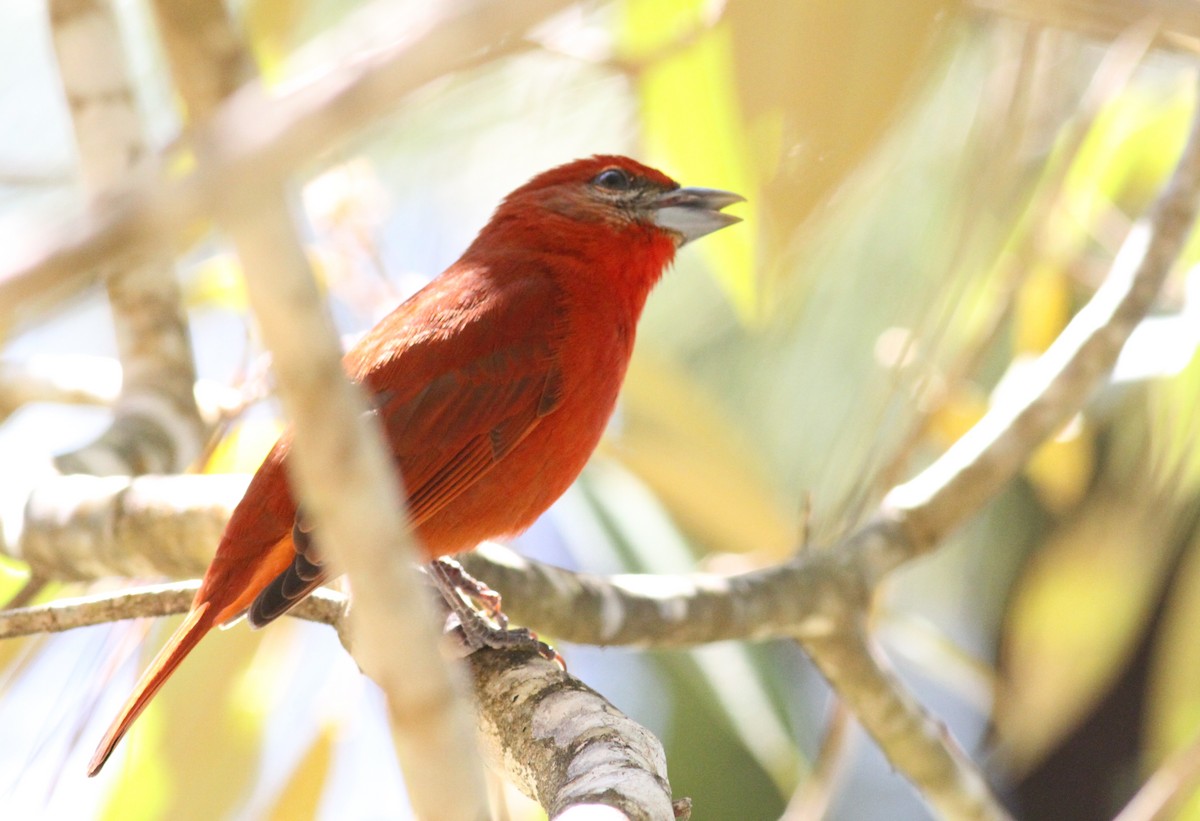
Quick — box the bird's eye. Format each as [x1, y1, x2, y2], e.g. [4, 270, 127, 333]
[593, 167, 632, 191]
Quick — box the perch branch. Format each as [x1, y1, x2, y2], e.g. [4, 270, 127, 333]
[469, 648, 676, 820]
[0, 580, 673, 819]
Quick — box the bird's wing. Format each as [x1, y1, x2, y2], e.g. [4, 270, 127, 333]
[246, 269, 568, 626]
[375, 338, 565, 526]
[360, 269, 568, 526]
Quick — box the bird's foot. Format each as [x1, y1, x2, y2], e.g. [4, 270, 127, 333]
[427, 557, 563, 667]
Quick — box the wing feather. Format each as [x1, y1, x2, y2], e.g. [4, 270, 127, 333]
[247, 265, 569, 626]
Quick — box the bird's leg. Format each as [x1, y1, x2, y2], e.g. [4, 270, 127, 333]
[426, 557, 562, 665]
[432, 556, 507, 626]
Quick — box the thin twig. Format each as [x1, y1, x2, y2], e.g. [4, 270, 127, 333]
[2, 576, 48, 611]
[781, 702, 853, 821]
[0, 580, 670, 819]
[1114, 728, 1200, 821]
[0, 580, 346, 639]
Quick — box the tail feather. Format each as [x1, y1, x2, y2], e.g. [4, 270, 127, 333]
[87, 602, 215, 776]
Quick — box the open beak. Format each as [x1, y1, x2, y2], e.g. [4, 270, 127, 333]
[651, 186, 746, 246]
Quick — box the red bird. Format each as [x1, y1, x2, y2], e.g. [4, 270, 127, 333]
[88, 155, 743, 775]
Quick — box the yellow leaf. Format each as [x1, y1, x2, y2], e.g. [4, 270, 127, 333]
[269, 724, 335, 821]
[620, 0, 758, 320]
[1146, 528, 1200, 819]
[1067, 84, 1193, 221]
[244, 0, 305, 81]
[1014, 262, 1072, 356]
[1023, 416, 1095, 514]
[184, 253, 247, 311]
[204, 418, 284, 475]
[926, 385, 988, 446]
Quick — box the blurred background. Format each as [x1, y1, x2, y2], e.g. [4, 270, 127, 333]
[1, 0, 1199, 818]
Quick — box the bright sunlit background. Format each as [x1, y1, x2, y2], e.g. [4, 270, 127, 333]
[2, 1, 1199, 819]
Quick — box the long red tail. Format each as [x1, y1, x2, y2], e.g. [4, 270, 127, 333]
[87, 602, 215, 776]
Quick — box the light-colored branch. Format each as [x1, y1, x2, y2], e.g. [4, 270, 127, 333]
[0, 355, 245, 424]
[469, 648, 676, 821]
[0, 355, 120, 419]
[0, 581, 346, 639]
[48, 0, 206, 476]
[798, 621, 1009, 821]
[0, 581, 671, 819]
[0, 262, 95, 343]
[154, 0, 492, 810]
[0, 0, 566, 314]
[47, 0, 146, 193]
[224, 183, 489, 819]
[0, 581, 196, 638]
[18, 473, 246, 580]
[880, 74, 1200, 568]
[459, 536, 888, 647]
[148, 0, 256, 124]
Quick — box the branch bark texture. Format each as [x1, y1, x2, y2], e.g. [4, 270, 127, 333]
[48, 0, 206, 476]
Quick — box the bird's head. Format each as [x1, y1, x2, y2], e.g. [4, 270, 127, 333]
[472, 156, 744, 271]
[465, 156, 744, 308]
[491, 155, 744, 249]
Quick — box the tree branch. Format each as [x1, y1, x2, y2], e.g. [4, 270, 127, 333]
[798, 621, 1008, 820]
[17, 473, 245, 581]
[47, 0, 206, 476]
[0, 581, 672, 819]
[469, 649, 677, 820]
[0, 581, 346, 639]
[227, 179, 491, 819]
[0, 0, 565, 311]
[0, 354, 244, 425]
[880, 74, 1200, 566]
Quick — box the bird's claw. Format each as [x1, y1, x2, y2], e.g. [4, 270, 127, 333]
[426, 557, 565, 670]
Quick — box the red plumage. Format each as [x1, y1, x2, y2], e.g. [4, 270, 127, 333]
[88, 155, 741, 775]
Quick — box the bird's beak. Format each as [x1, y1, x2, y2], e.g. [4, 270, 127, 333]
[651, 186, 746, 246]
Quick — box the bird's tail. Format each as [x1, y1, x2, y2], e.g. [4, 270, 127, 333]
[87, 601, 215, 776]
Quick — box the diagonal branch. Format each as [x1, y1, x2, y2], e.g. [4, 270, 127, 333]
[798, 619, 1008, 821]
[0, 0, 565, 310]
[222, 177, 492, 821]
[145, 2, 490, 811]
[879, 75, 1200, 568]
